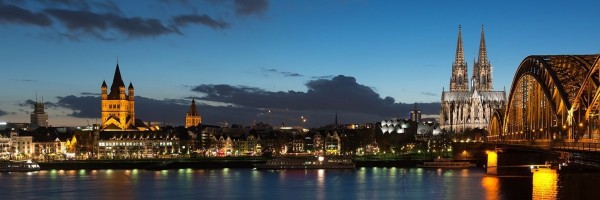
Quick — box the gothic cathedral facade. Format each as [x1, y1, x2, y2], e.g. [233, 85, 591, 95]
[101, 63, 137, 131]
[440, 26, 506, 133]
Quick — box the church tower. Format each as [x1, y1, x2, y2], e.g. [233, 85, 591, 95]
[185, 99, 202, 128]
[101, 61, 136, 131]
[449, 25, 469, 91]
[30, 97, 48, 130]
[473, 25, 493, 91]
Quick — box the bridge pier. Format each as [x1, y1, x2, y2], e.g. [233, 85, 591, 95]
[486, 149, 548, 176]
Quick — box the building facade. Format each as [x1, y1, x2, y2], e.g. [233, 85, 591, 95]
[185, 99, 202, 128]
[440, 26, 506, 133]
[101, 62, 136, 131]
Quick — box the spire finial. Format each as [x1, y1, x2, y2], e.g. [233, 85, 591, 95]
[117, 56, 119, 64]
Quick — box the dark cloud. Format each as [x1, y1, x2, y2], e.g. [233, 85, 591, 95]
[311, 75, 335, 79]
[173, 14, 229, 29]
[18, 99, 59, 108]
[0, 109, 7, 116]
[262, 68, 303, 77]
[421, 92, 437, 96]
[0, 0, 237, 41]
[41, 0, 91, 10]
[47, 75, 439, 127]
[44, 9, 110, 32]
[0, 4, 52, 26]
[20, 79, 37, 82]
[112, 17, 177, 38]
[192, 75, 440, 118]
[234, 0, 268, 16]
[81, 92, 101, 96]
[45, 9, 177, 38]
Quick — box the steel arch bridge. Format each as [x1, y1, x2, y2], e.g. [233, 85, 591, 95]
[488, 54, 600, 143]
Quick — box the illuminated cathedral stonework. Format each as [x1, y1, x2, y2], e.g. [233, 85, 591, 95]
[101, 62, 137, 131]
[440, 26, 506, 133]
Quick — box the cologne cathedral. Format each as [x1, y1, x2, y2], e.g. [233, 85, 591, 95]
[440, 26, 506, 133]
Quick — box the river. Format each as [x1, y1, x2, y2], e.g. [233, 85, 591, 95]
[0, 167, 596, 199]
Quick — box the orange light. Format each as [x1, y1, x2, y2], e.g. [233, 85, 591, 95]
[487, 151, 497, 175]
[532, 168, 557, 199]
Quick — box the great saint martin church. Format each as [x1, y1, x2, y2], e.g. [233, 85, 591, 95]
[440, 25, 506, 133]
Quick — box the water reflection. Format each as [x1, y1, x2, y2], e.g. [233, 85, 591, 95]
[532, 168, 557, 199]
[481, 176, 499, 200]
[1, 168, 599, 199]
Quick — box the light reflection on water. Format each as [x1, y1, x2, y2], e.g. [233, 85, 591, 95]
[0, 168, 597, 199]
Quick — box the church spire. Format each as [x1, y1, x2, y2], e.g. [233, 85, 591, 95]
[108, 62, 126, 99]
[477, 25, 488, 65]
[187, 99, 198, 116]
[450, 25, 469, 91]
[475, 24, 493, 91]
[455, 25, 465, 65]
[185, 99, 201, 128]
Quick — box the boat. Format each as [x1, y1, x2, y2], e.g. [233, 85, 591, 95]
[144, 161, 173, 170]
[0, 160, 41, 172]
[254, 156, 355, 169]
[418, 158, 475, 168]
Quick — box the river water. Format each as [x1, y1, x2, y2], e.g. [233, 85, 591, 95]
[0, 167, 596, 199]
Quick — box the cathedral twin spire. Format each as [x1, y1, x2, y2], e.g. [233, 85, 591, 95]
[450, 25, 493, 92]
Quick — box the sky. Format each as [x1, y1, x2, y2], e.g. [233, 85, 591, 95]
[1, 0, 600, 128]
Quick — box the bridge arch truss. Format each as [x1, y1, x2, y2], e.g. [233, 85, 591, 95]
[489, 54, 600, 142]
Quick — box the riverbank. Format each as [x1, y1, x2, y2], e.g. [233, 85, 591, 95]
[38, 159, 424, 170]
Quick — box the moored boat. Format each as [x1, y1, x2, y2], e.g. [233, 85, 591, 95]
[418, 158, 475, 168]
[255, 156, 355, 169]
[0, 160, 41, 172]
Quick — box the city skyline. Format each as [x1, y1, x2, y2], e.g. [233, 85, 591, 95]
[2, 0, 600, 127]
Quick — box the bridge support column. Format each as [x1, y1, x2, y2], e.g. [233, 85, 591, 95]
[486, 149, 546, 176]
[486, 151, 497, 175]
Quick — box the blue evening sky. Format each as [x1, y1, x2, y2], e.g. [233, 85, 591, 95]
[1, 0, 599, 126]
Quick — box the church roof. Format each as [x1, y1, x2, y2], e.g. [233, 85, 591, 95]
[187, 99, 199, 116]
[128, 82, 134, 90]
[442, 90, 505, 102]
[102, 80, 107, 88]
[108, 63, 126, 99]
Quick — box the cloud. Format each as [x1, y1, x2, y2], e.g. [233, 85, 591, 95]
[19, 79, 37, 82]
[56, 95, 100, 118]
[261, 68, 303, 77]
[192, 75, 440, 117]
[0, 3, 52, 26]
[80, 92, 101, 96]
[112, 17, 177, 38]
[41, 0, 91, 10]
[421, 92, 437, 96]
[47, 75, 440, 127]
[234, 0, 268, 16]
[1, 1, 240, 40]
[18, 99, 59, 108]
[50, 94, 261, 126]
[311, 75, 335, 79]
[173, 14, 229, 29]
[44, 9, 177, 38]
[0, 109, 7, 116]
